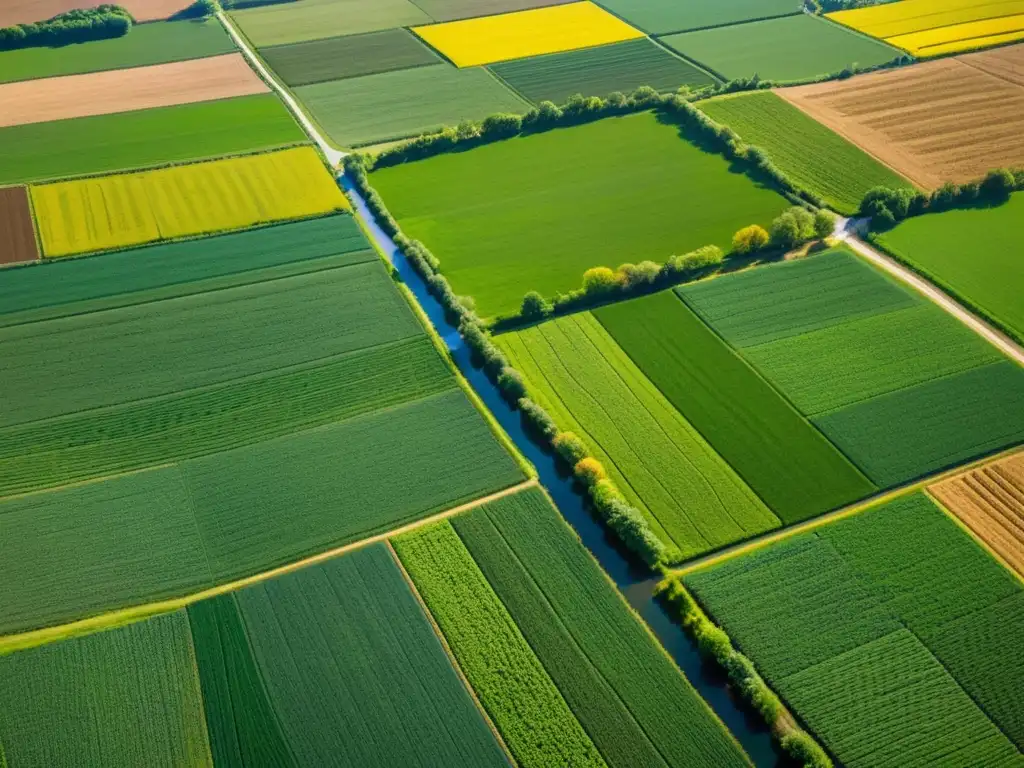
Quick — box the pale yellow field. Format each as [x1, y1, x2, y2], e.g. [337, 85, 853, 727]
[828, 0, 1024, 57]
[412, 1, 644, 68]
[31, 147, 348, 258]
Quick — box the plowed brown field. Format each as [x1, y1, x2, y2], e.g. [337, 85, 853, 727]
[0, 54, 267, 128]
[778, 45, 1024, 188]
[0, 186, 39, 266]
[0, 0, 193, 25]
[930, 452, 1024, 578]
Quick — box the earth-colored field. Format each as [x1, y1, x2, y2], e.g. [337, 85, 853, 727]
[0, 18, 235, 85]
[685, 492, 1024, 763]
[31, 147, 347, 257]
[596, 0, 798, 34]
[699, 91, 913, 213]
[491, 38, 717, 105]
[261, 28, 440, 87]
[0, 0, 193, 25]
[231, 0, 431, 47]
[930, 452, 1024, 578]
[0, 94, 307, 186]
[778, 47, 1024, 188]
[828, 0, 1024, 57]
[660, 14, 902, 84]
[0, 53, 267, 129]
[415, 0, 575, 22]
[295, 64, 529, 147]
[876, 192, 1024, 342]
[0, 186, 39, 265]
[371, 111, 791, 318]
[412, 2, 644, 68]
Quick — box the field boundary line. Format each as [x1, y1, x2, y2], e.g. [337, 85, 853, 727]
[217, 10, 344, 166]
[0, 479, 538, 655]
[838, 227, 1024, 366]
[670, 446, 1024, 577]
[385, 539, 519, 767]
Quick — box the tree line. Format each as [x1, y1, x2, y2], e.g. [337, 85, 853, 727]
[0, 5, 133, 51]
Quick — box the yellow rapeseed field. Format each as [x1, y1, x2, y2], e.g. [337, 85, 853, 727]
[31, 147, 348, 258]
[412, 1, 644, 68]
[828, 0, 1024, 57]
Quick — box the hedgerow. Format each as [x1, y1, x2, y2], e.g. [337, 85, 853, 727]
[656, 577, 833, 768]
[0, 5, 132, 51]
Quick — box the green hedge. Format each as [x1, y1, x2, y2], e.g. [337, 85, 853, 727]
[0, 5, 132, 51]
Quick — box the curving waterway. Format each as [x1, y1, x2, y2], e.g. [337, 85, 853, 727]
[342, 176, 782, 767]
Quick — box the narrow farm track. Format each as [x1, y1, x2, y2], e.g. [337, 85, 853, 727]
[0, 478, 538, 656]
[670, 446, 1024, 577]
[218, 10, 345, 167]
[836, 218, 1024, 366]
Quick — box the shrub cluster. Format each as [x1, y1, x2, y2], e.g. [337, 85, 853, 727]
[0, 5, 132, 50]
[860, 167, 1023, 230]
[656, 578, 832, 768]
[345, 153, 670, 567]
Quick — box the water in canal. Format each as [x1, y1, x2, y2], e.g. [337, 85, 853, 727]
[342, 176, 782, 767]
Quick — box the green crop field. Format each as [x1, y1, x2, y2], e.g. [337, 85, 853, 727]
[596, 290, 876, 523]
[412, 0, 575, 22]
[685, 493, 1024, 764]
[699, 91, 913, 213]
[371, 111, 790, 318]
[815, 362, 1024, 487]
[0, 215, 372, 327]
[490, 39, 717, 106]
[294, 64, 529, 148]
[0, 610, 212, 765]
[661, 15, 902, 83]
[459, 487, 751, 767]
[595, 0, 799, 34]
[876, 193, 1024, 342]
[497, 313, 779, 561]
[261, 28, 439, 87]
[0, 18, 235, 84]
[678, 247, 917, 347]
[393, 520, 604, 768]
[744, 304, 1003, 415]
[231, 0, 431, 47]
[199, 545, 509, 766]
[0, 94, 307, 185]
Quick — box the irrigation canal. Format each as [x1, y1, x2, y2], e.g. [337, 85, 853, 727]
[342, 176, 782, 767]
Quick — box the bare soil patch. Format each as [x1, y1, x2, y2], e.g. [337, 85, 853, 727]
[0, 186, 40, 266]
[930, 452, 1024, 577]
[777, 46, 1024, 188]
[0, 0, 193, 25]
[0, 54, 267, 128]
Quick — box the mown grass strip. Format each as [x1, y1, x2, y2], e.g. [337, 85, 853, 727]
[596, 290, 876, 523]
[0, 95, 307, 186]
[187, 594, 295, 768]
[0, 610, 213, 765]
[393, 519, 605, 768]
[233, 544, 509, 766]
[497, 313, 778, 561]
[699, 91, 913, 214]
[452, 508, 670, 768]
[480, 487, 752, 767]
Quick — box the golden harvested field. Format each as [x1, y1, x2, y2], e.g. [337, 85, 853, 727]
[31, 147, 349, 257]
[930, 452, 1024, 578]
[411, 1, 644, 68]
[828, 0, 1024, 57]
[778, 46, 1024, 188]
[0, 0, 193, 25]
[0, 54, 267, 129]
